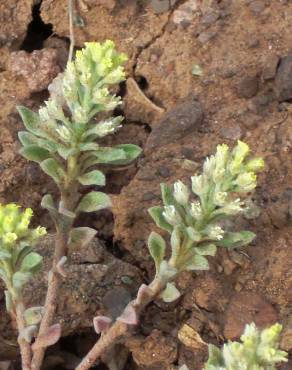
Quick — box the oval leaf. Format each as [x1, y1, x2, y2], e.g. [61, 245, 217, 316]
[148, 206, 173, 233]
[20, 252, 43, 273]
[19, 145, 51, 163]
[77, 170, 105, 186]
[18, 131, 38, 146]
[195, 244, 217, 256]
[13, 271, 33, 290]
[40, 158, 65, 184]
[17, 106, 40, 135]
[68, 227, 97, 250]
[148, 231, 166, 272]
[160, 282, 181, 303]
[76, 191, 112, 213]
[216, 231, 255, 249]
[185, 255, 209, 271]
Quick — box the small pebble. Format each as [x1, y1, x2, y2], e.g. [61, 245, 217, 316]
[142, 192, 157, 201]
[157, 166, 170, 178]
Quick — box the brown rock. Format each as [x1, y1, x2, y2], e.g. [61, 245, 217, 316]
[237, 74, 259, 99]
[9, 49, 60, 93]
[262, 55, 280, 80]
[178, 324, 207, 350]
[224, 292, 278, 340]
[274, 54, 292, 102]
[145, 94, 204, 152]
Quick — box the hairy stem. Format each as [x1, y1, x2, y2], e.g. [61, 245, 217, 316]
[31, 227, 71, 370]
[15, 301, 32, 370]
[76, 277, 166, 370]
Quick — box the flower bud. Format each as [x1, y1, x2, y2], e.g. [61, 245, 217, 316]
[173, 180, 189, 205]
[191, 175, 204, 196]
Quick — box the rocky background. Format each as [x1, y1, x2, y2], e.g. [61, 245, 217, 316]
[0, 0, 291, 369]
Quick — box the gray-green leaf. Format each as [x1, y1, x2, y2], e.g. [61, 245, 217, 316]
[69, 227, 97, 250]
[17, 106, 40, 135]
[148, 206, 173, 233]
[78, 170, 105, 186]
[185, 255, 209, 271]
[160, 282, 181, 303]
[40, 158, 65, 184]
[19, 145, 51, 163]
[76, 191, 112, 213]
[18, 131, 38, 146]
[148, 232, 166, 271]
[195, 244, 217, 256]
[20, 252, 43, 273]
[13, 271, 33, 290]
[216, 231, 255, 249]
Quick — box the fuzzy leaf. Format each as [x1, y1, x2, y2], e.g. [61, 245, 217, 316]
[76, 191, 112, 213]
[19, 145, 51, 163]
[40, 158, 65, 184]
[93, 316, 112, 334]
[12, 271, 33, 290]
[41, 194, 58, 219]
[216, 231, 256, 249]
[24, 307, 44, 326]
[0, 250, 11, 260]
[57, 146, 77, 160]
[160, 282, 181, 303]
[195, 244, 217, 256]
[69, 227, 97, 250]
[93, 144, 142, 165]
[77, 170, 106, 186]
[12, 245, 33, 268]
[58, 201, 76, 219]
[79, 142, 100, 152]
[148, 232, 166, 271]
[32, 323, 61, 350]
[18, 131, 38, 146]
[185, 255, 209, 271]
[20, 252, 43, 273]
[17, 106, 40, 135]
[148, 206, 173, 233]
[160, 183, 175, 206]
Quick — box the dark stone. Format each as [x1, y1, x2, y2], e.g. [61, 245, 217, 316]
[237, 74, 260, 99]
[181, 147, 194, 159]
[198, 31, 217, 44]
[274, 54, 292, 102]
[249, 0, 266, 15]
[262, 55, 280, 80]
[201, 10, 220, 27]
[157, 166, 170, 178]
[145, 94, 204, 151]
[142, 192, 157, 201]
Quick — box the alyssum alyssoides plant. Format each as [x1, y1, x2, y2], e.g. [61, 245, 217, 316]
[0, 204, 46, 370]
[76, 141, 265, 370]
[204, 322, 288, 370]
[16, 40, 142, 370]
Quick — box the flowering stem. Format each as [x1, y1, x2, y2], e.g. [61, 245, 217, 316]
[76, 277, 166, 370]
[68, 0, 75, 63]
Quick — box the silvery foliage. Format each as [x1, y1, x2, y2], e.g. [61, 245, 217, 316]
[204, 323, 288, 370]
[147, 141, 264, 300]
[17, 41, 142, 223]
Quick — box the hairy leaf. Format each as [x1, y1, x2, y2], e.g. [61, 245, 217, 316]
[40, 158, 65, 184]
[12, 271, 33, 290]
[24, 306, 44, 326]
[19, 145, 51, 163]
[17, 106, 40, 136]
[76, 191, 112, 213]
[148, 232, 166, 272]
[77, 170, 105, 186]
[20, 252, 43, 273]
[160, 282, 180, 303]
[148, 206, 173, 233]
[69, 227, 97, 250]
[216, 231, 255, 249]
[185, 255, 209, 271]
